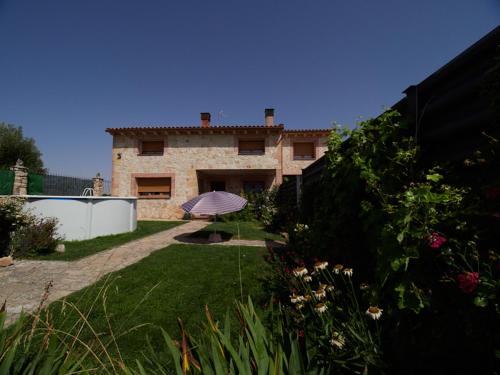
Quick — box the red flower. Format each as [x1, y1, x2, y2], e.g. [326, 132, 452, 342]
[427, 232, 447, 249]
[485, 187, 500, 201]
[297, 329, 305, 338]
[457, 272, 480, 294]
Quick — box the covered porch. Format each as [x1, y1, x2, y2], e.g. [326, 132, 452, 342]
[196, 169, 277, 194]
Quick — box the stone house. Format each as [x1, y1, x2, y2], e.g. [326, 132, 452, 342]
[106, 109, 330, 220]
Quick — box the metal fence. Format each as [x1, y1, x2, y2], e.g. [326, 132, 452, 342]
[103, 179, 112, 195]
[0, 171, 111, 196]
[39, 174, 94, 196]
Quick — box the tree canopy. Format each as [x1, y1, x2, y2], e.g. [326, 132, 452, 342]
[0, 123, 46, 173]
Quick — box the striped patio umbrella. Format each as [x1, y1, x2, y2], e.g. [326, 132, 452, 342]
[181, 191, 247, 216]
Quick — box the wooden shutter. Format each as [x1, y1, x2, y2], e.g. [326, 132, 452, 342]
[239, 140, 265, 154]
[141, 140, 164, 155]
[137, 178, 171, 197]
[293, 142, 315, 159]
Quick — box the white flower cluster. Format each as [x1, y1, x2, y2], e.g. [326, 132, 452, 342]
[293, 223, 309, 233]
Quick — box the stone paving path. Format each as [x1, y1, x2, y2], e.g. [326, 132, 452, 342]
[0, 220, 211, 323]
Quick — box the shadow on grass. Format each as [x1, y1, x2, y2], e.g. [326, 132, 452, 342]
[174, 230, 233, 244]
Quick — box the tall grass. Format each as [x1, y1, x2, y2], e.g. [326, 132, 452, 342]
[1, 287, 325, 374]
[142, 298, 327, 374]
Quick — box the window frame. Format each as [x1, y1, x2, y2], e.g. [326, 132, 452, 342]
[238, 138, 266, 156]
[131, 173, 175, 200]
[292, 141, 316, 161]
[138, 138, 166, 156]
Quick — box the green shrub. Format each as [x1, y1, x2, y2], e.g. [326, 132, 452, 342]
[10, 216, 60, 257]
[223, 188, 279, 230]
[0, 197, 30, 257]
[283, 110, 500, 374]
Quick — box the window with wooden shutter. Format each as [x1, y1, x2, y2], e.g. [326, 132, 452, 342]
[238, 140, 265, 155]
[136, 178, 171, 198]
[293, 142, 315, 160]
[140, 140, 164, 155]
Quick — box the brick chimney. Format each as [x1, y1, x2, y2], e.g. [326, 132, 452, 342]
[201, 112, 211, 128]
[265, 108, 274, 127]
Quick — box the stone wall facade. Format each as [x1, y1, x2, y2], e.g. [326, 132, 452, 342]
[110, 129, 330, 220]
[281, 135, 329, 176]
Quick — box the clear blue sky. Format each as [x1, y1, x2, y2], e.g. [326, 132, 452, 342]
[0, 0, 498, 179]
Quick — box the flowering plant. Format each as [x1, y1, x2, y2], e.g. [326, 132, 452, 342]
[265, 247, 385, 373]
[282, 109, 499, 373]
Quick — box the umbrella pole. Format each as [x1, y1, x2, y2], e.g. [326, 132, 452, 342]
[237, 221, 243, 302]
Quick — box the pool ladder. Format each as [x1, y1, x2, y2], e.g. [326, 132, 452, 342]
[81, 188, 95, 197]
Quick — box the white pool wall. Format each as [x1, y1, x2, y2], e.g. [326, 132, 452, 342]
[17, 195, 137, 241]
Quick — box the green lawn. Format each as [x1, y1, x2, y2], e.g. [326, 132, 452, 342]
[36, 221, 185, 261]
[191, 220, 282, 241]
[46, 244, 270, 364]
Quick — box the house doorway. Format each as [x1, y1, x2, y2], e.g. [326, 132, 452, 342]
[210, 181, 226, 191]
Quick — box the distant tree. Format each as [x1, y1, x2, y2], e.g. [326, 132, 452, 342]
[0, 123, 46, 173]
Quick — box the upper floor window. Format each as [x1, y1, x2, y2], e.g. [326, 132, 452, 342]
[140, 140, 164, 155]
[293, 142, 315, 160]
[136, 177, 171, 198]
[239, 139, 265, 155]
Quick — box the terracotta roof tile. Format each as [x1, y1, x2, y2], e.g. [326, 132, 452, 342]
[106, 125, 333, 135]
[106, 124, 285, 133]
[283, 129, 331, 133]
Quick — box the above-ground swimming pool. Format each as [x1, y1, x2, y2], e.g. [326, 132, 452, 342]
[19, 195, 137, 241]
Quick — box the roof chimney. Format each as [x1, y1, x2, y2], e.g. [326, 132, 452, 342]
[201, 112, 211, 128]
[265, 108, 274, 127]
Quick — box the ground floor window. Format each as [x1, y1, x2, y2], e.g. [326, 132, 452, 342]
[210, 181, 226, 191]
[243, 181, 265, 193]
[136, 177, 171, 198]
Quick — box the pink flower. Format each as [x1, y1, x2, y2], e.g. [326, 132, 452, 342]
[427, 232, 447, 249]
[457, 272, 479, 294]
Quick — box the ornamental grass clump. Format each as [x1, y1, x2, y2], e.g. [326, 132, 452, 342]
[141, 297, 334, 374]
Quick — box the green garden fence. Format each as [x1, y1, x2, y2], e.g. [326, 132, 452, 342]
[28, 173, 44, 195]
[0, 170, 14, 195]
